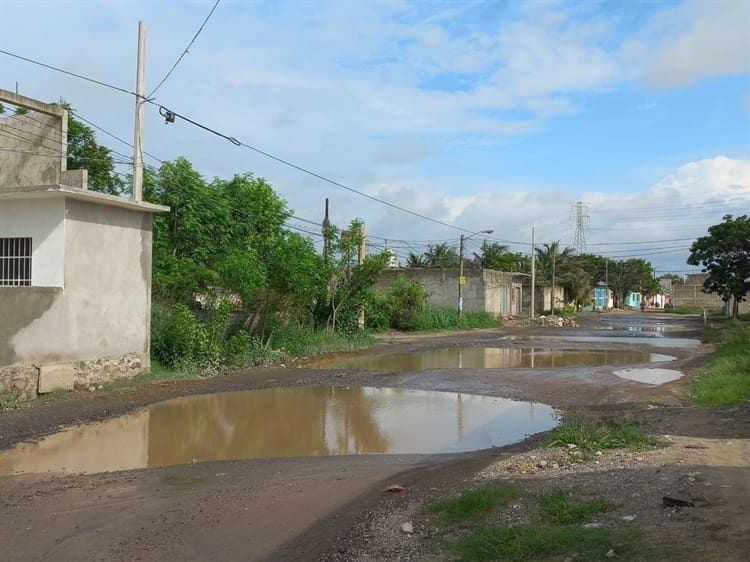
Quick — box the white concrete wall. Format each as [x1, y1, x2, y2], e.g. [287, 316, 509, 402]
[2, 196, 152, 371]
[0, 198, 64, 286]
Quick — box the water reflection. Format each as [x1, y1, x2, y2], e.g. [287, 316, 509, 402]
[613, 368, 684, 385]
[0, 387, 558, 476]
[319, 347, 664, 372]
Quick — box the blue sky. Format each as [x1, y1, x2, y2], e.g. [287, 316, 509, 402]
[1, 0, 749, 273]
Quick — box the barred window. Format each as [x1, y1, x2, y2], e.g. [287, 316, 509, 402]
[0, 237, 32, 286]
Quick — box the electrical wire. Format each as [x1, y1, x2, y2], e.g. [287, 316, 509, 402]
[0, 48, 137, 97]
[149, 0, 222, 97]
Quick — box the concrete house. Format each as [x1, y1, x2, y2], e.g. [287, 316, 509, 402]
[376, 268, 528, 317]
[0, 90, 167, 401]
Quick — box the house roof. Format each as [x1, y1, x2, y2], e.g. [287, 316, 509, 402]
[0, 184, 168, 213]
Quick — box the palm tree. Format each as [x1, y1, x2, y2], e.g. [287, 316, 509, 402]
[473, 241, 509, 269]
[424, 243, 460, 269]
[535, 242, 579, 314]
[406, 252, 428, 268]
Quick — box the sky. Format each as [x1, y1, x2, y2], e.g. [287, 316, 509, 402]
[1, 0, 749, 274]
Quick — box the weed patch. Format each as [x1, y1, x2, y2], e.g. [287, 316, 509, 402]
[428, 483, 520, 523]
[538, 489, 616, 525]
[447, 525, 663, 562]
[689, 325, 750, 407]
[401, 309, 500, 332]
[543, 416, 668, 452]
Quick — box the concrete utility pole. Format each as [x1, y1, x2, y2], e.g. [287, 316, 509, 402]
[357, 225, 366, 331]
[132, 20, 146, 202]
[322, 198, 331, 259]
[551, 250, 557, 316]
[457, 229, 492, 319]
[530, 228, 536, 318]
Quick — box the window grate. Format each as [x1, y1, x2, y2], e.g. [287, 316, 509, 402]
[0, 237, 32, 286]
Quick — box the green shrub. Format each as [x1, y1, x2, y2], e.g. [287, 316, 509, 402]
[379, 274, 428, 329]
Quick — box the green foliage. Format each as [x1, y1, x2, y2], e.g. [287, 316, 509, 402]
[327, 219, 389, 332]
[60, 103, 125, 195]
[688, 214, 750, 319]
[428, 483, 520, 523]
[374, 274, 428, 329]
[447, 525, 659, 562]
[423, 242, 460, 268]
[538, 489, 617, 525]
[662, 306, 703, 315]
[474, 241, 530, 273]
[689, 325, 750, 407]
[543, 416, 668, 452]
[150, 301, 230, 369]
[401, 308, 500, 331]
[267, 322, 375, 357]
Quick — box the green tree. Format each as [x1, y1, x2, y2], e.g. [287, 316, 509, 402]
[535, 242, 580, 312]
[60, 103, 124, 195]
[328, 219, 388, 332]
[688, 214, 750, 319]
[406, 252, 428, 268]
[607, 258, 655, 309]
[424, 243, 460, 269]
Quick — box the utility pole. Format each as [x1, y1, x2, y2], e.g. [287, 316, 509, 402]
[457, 229, 492, 319]
[458, 234, 466, 319]
[551, 250, 556, 316]
[357, 224, 366, 331]
[605, 258, 609, 309]
[322, 198, 331, 259]
[132, 20, 146, 202]
[530, 226, 535, 320]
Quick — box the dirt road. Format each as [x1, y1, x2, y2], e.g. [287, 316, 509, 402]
[1, 312, 747, 561]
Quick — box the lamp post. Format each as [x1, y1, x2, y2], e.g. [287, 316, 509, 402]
[458, 229, 493, 318]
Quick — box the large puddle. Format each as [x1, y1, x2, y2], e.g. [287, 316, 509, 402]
[0, 387, 558, 476]
[319, 347, 674, 372]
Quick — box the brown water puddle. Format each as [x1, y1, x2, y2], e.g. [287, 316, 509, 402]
[0, 387, 558, 476]
[317, 347, 674, 372]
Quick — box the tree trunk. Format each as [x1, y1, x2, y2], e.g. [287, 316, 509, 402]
[732, 298, 739, 320]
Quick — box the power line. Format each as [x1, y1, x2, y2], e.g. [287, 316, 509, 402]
[152, 102, 485, 235]
[0, 48, 137, 97]
[72, 111, 165, 164]
[149, 0, 222, 97]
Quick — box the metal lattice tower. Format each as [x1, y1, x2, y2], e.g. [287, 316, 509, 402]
[572, 201, 589, 255]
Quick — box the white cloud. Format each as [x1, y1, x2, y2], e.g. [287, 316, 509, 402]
[625, 0, 750, 88]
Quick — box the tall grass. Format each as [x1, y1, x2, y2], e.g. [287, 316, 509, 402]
[689, 325, 750, 407]
[543, 416, 668, 451]
[428, 483, 521, 523]
[401, 308, 501, 331]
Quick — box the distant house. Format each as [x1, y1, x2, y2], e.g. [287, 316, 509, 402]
[375, 268, 527, 317]
[624, 291, 641, 309]
[0, 89, 167, 401]
[591, 283, 612, 310]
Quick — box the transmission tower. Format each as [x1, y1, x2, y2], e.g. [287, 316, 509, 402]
[572, 201, 589, 255]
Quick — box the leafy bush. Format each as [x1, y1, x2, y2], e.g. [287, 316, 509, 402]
[377, 274, 428, 329]
[151, 300, 230, 369]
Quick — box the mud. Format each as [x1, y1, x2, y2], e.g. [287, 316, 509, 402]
[1, 311, 745, 561]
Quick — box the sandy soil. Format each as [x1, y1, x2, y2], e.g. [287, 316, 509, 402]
[0, 312, 747, 561]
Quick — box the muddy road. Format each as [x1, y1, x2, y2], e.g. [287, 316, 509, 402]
[1, 312, 746, 561]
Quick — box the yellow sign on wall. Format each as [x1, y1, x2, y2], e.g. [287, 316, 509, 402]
[459, 276, 466, 285]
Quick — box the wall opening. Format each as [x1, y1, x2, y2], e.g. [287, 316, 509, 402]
[0, 237, 32, 286]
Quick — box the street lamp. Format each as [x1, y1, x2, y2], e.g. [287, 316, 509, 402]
[458, 229, 494, 318]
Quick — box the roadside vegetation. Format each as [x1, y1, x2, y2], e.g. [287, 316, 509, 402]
[689, 323, 750, 407]
[428, 484, 669, 562]
[543, 415, 669, 452]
